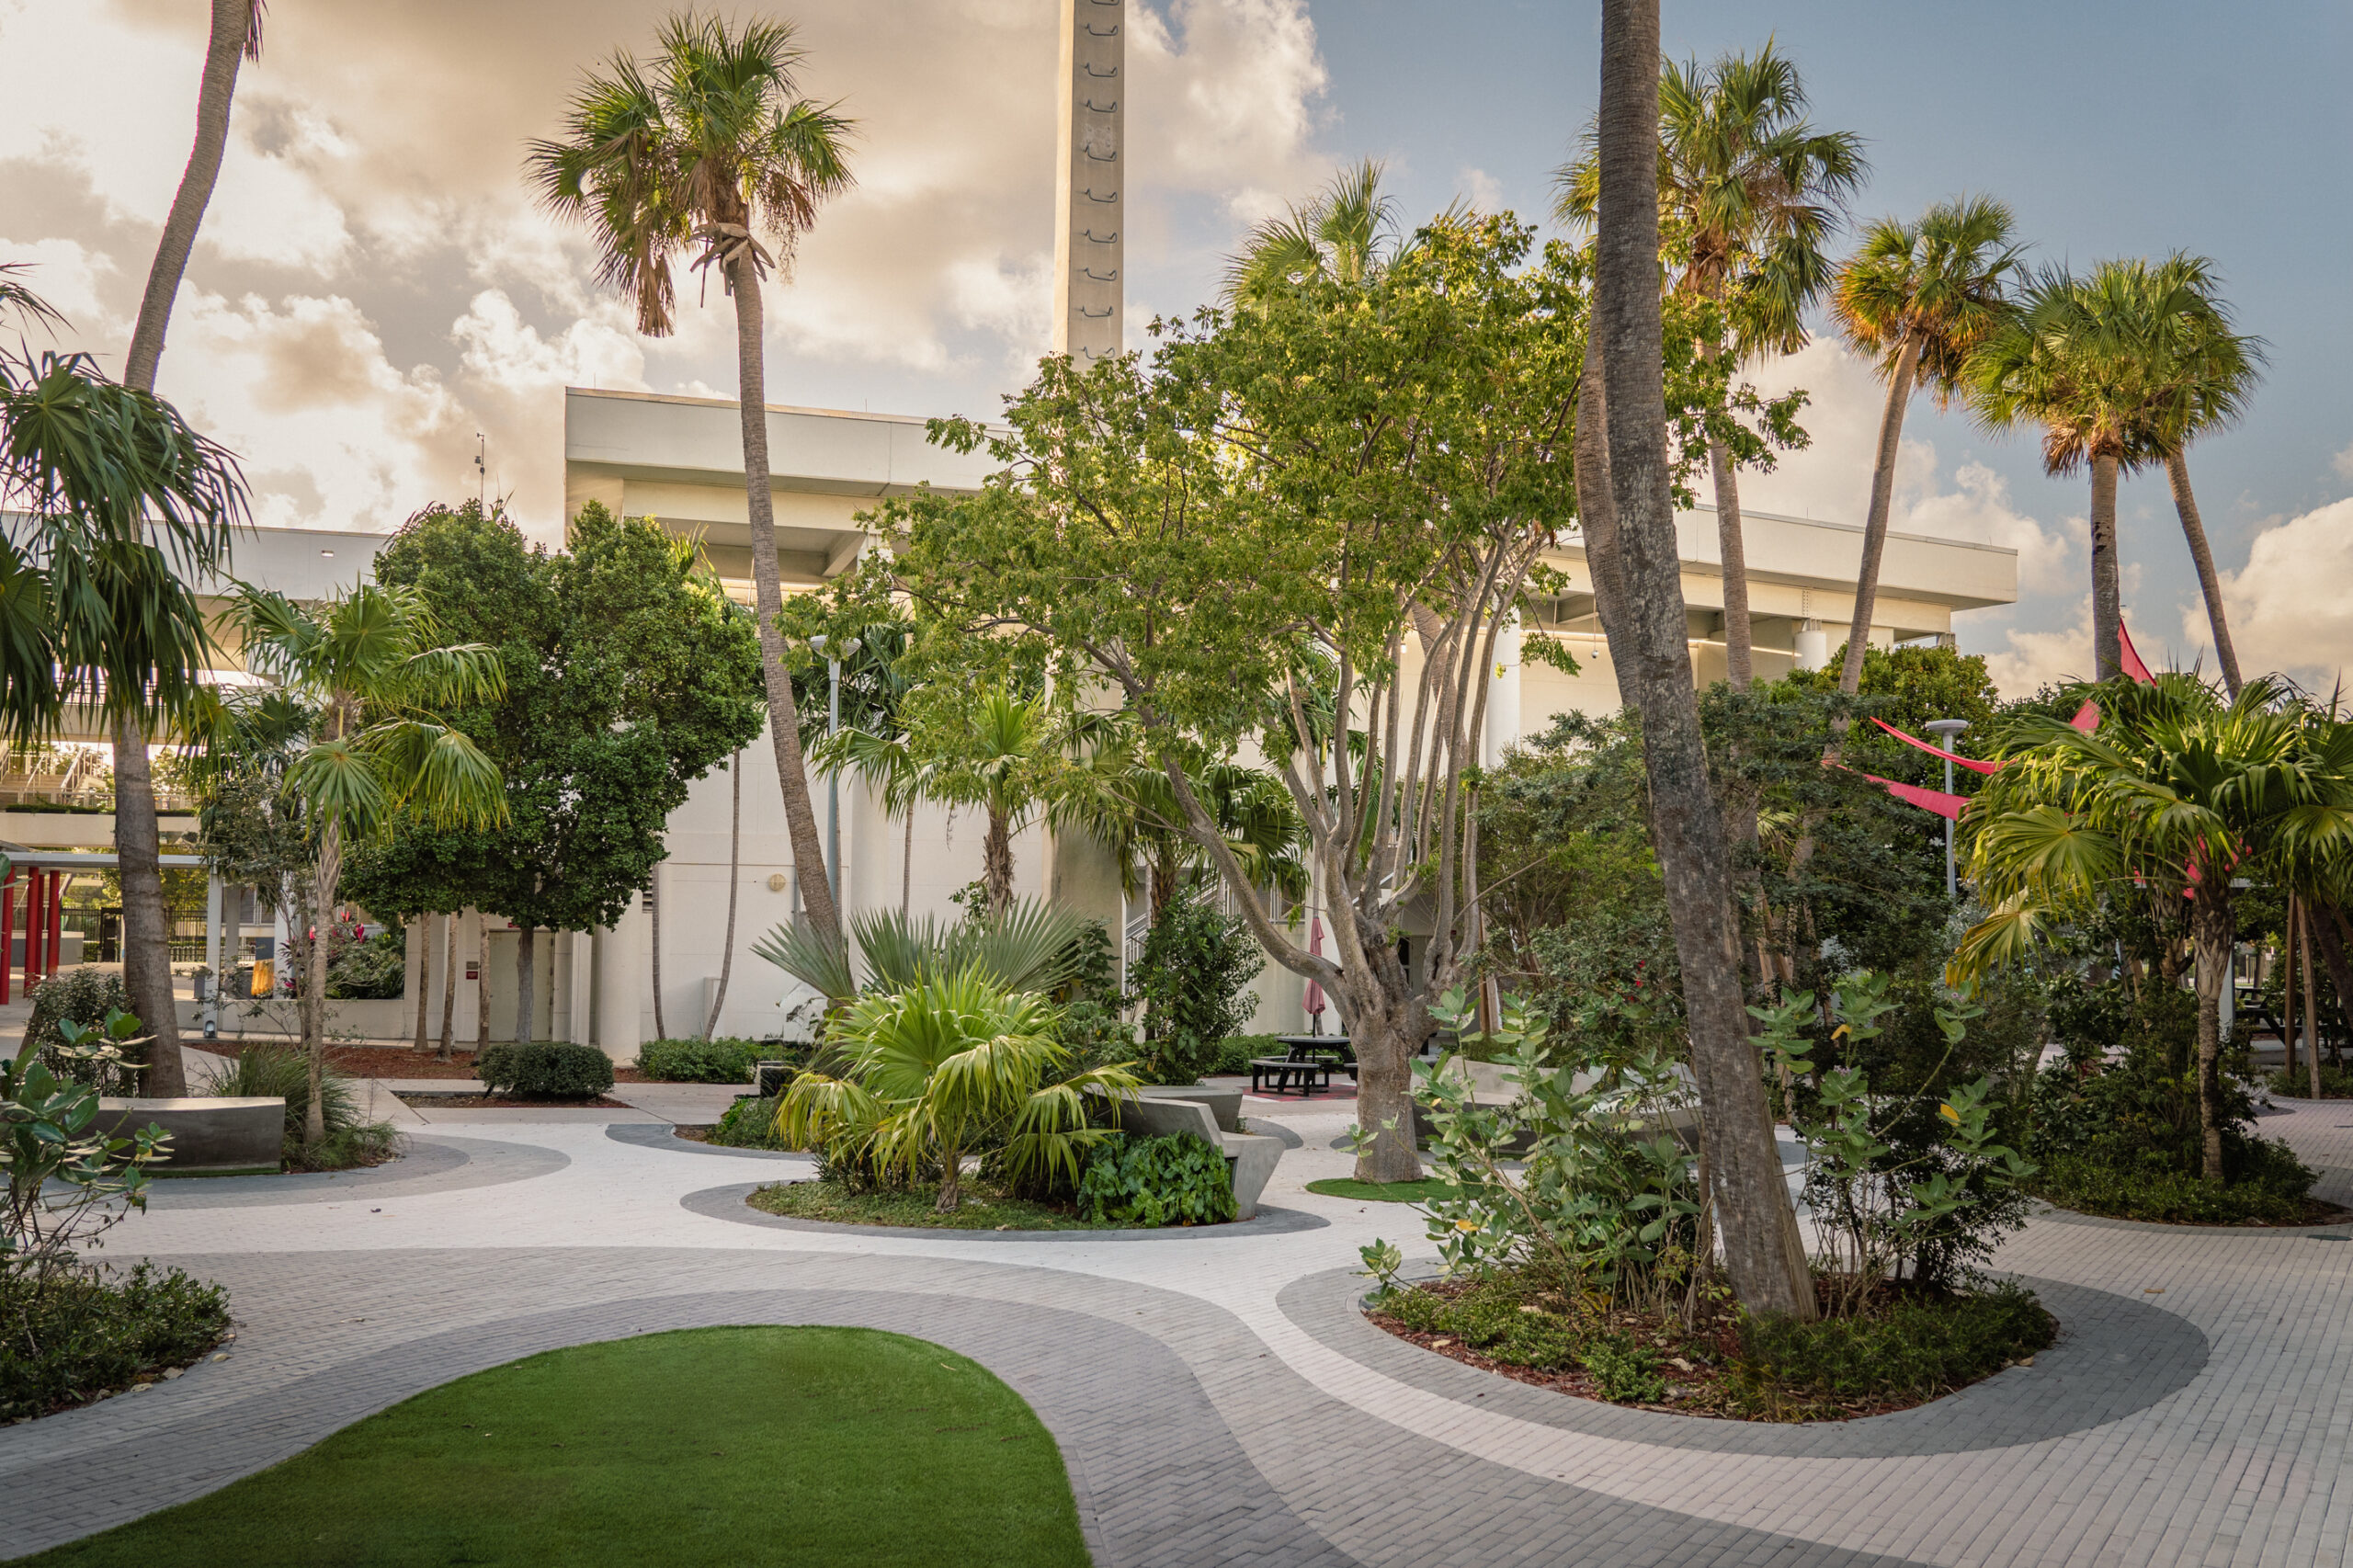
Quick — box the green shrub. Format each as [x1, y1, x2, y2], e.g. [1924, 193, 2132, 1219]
[1210, 1034, 1279, 1075]
[1130, 884, 1264, 1085]
[710, 1094, 792, 1150]
[636, 1037, 764, 1084]
[0, 1264, 231, 1421]
[475, 1041, 615, 1100]
[324, 926, 407, 999]
[1075, 1132, 1236, 1226]
[1581, 1335, 1668, 1403]
[2034, 1151, 2313, 1224]
[1732, 1283, 2053, 1412]
[25, 969, 138, 1093]
[196, 1046, 400, 1172]
[2268, 1064, 2353, 1099]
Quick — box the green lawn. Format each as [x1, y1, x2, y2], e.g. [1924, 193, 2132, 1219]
[1306, 1176, 1463, 1203]
[9, 1326, 1088, 1568]
[750, 1179, 1127, 1231]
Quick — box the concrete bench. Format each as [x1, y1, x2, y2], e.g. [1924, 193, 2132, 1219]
[97, 1096, 285, 1176]
[1104, 1093, 1282, 1221]
[1134, 1083, 1244, 1132]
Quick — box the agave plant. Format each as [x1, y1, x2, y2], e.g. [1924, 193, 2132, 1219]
[753, 897, 1100, 1007]
[777, 967, 1140, 1210]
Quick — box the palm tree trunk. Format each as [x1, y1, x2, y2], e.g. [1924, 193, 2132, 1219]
[2189, 888, 2231, 1184]
[2165, 449, 2241, 695]
[474, 909, 491, 1051]
[110, 2, 253, 1099]
[983, 801, 1015, 918]
[1597, 0, 1813, 1320]
[514, 924, 537, 1046]
[1837, 334, 1925, 699]
[648, 875, 666, 1042]
[902, 803, 914, 916]
[303, 818, 339, 1145]
[1710, 437, 1754, 687]
[2089, 450, 2123, 682]
[704, 751, 744, 1040]
[726, 259, 841, 948]
[437, 910, 457, 1062]
[2313, 906, 2353, 1069]
[1574, 328, 1638, 701]
[111, 722, 186, 1095]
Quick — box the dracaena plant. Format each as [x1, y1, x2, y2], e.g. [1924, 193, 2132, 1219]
[1750, 971, 2035, 1313]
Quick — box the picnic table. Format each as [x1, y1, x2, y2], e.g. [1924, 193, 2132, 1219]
[1273, 1035, 1356, 1082]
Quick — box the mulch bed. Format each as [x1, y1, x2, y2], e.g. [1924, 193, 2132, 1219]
[322, 1045, 646, 1083]
[391, 1092, 637, 1109]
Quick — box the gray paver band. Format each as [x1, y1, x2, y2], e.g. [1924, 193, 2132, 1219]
[679, 1179, 1333, 1241]
[602, 1121, 806, 1161]
[140, 1136, 568, 1210]
[1279, 1267, 2209, 1458]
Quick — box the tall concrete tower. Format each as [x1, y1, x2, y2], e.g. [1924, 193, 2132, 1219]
[1051, 0, 1123, 362]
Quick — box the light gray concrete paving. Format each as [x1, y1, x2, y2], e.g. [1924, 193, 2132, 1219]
[5, 1095, 2353, 1565]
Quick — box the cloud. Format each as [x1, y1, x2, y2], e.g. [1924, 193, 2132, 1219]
[2206, 497, 2353, 691]
[1980, 600, 2097, 699]
[1458, 165, 1505, 212]
[2332, 443, 2353, 483]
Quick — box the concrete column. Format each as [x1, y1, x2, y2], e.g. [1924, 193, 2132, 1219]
[202, 875, 223, 1040]
[1051, 0, 1123, 362]
[565, 930, 595, 1046]
[595, 894, 644, 1064]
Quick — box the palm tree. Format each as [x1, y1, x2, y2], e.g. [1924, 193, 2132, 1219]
[1957, 675, 2353, 1183]
[779, 967, 1138, 1211]
[221, 583, 506, 1142]
[110, 0, 267, 1098]
[529, 12, 856, 949]
[926, 683, 1060, 918]
[0, 281, 246, 1097]
[1829, 197, 2026, 699]
[1593, 0, 1815, 1319]
[1225, 158, 1412, 303]
[1556, 43, 1866, 686]
[1968, 260, 2178, 684]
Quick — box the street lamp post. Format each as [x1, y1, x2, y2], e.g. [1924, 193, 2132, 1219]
[810, 634, 861, 905]
[1924, 717, 1972, 900]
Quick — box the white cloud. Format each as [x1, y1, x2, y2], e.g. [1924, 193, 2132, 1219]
[0, 236, 118, 331]
[1980, 600, 2097, 698]
[2207, 497, 2353, 691]
[1458, 165, 1505, 212]
[2331, 443, 2353, 483]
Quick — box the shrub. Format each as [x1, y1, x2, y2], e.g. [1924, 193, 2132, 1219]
[196, 1046, 399, 1173]
[710, 1094, 792, 1150]
[1731, 1282, 2053, 1413]
[0, 1263, 232, 1421]
[1075, 1131, 1237, 1227]
[1130, 884, 1264, 1085]
[1211, 1034, 1279, 1076]
[1581, 1335, 1668, 1404]
[324, 926, 407, 999]
[2268, 1064, 2353, 1099]
[4, 1011, 171, 1276]
[636, 1037, 764, 1084]
[24, 969, 138, 1094]
[475, 1041, 615, 1100]
[2034, 1151, 2313, 1224]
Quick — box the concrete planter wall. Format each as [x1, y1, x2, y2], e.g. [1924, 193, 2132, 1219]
[99, 1096, 284, 1176]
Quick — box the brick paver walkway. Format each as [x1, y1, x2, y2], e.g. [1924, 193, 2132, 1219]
[6, 1091, 2353, 1565]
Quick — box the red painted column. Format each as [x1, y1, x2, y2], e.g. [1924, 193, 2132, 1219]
[45, 874, 62, 975]
[23, 869, 43, 986]
[0, 868, 15, 1004]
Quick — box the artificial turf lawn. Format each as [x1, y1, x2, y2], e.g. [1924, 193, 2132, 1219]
[7, 1326, 1089, 1568]
[1305, 1176, 1464, 1203]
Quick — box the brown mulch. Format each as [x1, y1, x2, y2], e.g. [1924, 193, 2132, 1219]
[1364, 1277, 2032, 1424]
[319, 1044, 646, 1083]
[391, 1092, 636, 1109]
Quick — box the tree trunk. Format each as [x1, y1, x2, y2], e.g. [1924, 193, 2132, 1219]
[2303, 902, 2323, 1097]
[1836, 334, 1925, 699]
[727, 258, 841, 947]
[1709, 436, 1754, 688]
[2313, 907, 2353, 1070]
[1596, 0, 1814, 1319]
[2089, 450, 2122, 683]
[111, 722, 185, 1095]
[111, 2, 251, 1098]
[438, 911, 457, 1062]
[705, 751, 744, 1040]
[1574, 327, 1638, 702]
[649, 874, 667, 1042]
[475, 910, 492, 1051]
[514, 924, 537, 1046]
[303, 818, 340, 1145]
[413, 916, 431, 1054]
[1338, 949, 1428, 1185]
[2165, 449, 2241, 695]
[983, 801, 1014, 917]
[2190, 889, 2231, 1185]
[2283, 897, 2300, 1077]
[902, 801, 915, 916]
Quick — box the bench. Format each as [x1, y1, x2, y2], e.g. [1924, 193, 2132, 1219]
[1250, 1058, 1331, 1096]
[98, 1096, 285, 1176]
[1098, 1093, 1283, 1220]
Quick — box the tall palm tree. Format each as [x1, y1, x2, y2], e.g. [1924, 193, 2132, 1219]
[1556, 43, 1866, 686]
[1968, 260, 2174, 683]
[221, 583, 506, 1142]
[529, 12, 855, 949]
[926, 684, 1060, 919]
[1593, 0, 1814, 1319]
[1224, 158, 1409, 303]
[111, 0, 267, 1097]
[1957, 676, 2353, 1182]
[1829, 197, 2025, 699]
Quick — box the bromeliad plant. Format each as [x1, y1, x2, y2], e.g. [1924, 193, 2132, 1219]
[2, 1011, 172, 1284]
[778, 968, 1141, 1212]
[1405, 989, 1704, 1318]
[1750, 971, 2035, 1313]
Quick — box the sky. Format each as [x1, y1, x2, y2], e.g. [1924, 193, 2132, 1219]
[1, 0, 2347, 700]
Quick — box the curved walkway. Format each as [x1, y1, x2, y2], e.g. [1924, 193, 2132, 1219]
[6, 1098, 2353, 1565]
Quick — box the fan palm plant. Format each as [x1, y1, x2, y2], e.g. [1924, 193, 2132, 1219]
[1555, 43, 1866, 685]
[1224, 158, 1412, 303]
[777, 967, 1139, 1210]
[529, 11, 856, 949]
[755, 895, 1097, 1010]
[921, 682, 1063, 917]
[216, 583, 507, 1141]
[1828, 197, 2026, 699]
[1955, 675, 2353, 1183]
